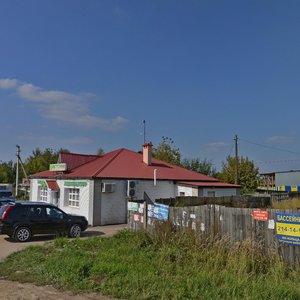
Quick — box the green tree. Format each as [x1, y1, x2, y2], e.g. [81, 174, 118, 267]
[25, 148, 60, 175]
[0, 161, 15, 183]
[181, 158, 217, 177]
[152, 136, 181, 166]
[219, 155, 259, 194]
[97, 147, 105, 155]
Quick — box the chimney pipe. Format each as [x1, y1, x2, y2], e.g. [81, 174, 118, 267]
[143, 143, 153, 166]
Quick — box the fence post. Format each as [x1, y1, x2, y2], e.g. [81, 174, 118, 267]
[143, 201, 148, 230]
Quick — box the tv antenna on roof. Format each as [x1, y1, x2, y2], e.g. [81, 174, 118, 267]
[143, 120, 146, 144]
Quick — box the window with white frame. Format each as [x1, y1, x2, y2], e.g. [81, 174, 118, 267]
[40, 188, 48, 202]
[68, 188, 80, 207]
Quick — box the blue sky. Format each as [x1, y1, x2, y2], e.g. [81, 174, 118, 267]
[1, 0, 300, 172]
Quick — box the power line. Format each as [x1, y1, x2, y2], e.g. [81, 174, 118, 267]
[256, 158, 300, 165]
[239, 138, 300, 156]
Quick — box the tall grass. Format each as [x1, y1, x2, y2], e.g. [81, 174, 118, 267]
[272, 197, 300, 209]
[0, 227, 299, 299]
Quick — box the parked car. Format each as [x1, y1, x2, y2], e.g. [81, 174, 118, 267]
[0, 189, 16, 203]
[0, 202, 88, 242]
[0, 199, 15, 207]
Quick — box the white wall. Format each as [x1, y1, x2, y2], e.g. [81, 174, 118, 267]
[30, 179, 39, 201]
[177, 185, 198, 197]
[30, 179, 52, 203]
[30, 179, 94, 225]
[58, 179, 93, 224]
[176, 185, 239, 197]
[202, 188, 239, 197]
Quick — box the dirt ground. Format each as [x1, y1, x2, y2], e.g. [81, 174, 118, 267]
[0, 280, 111, 300]
[0, 224, 126, 300]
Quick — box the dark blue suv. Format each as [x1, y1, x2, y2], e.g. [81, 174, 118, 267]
[0, 190, 16, 207]
[0, 202, 88, 242]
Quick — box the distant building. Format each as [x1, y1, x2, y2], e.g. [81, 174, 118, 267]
[259, 170, 300, 192]
[258, 172, 276, 191]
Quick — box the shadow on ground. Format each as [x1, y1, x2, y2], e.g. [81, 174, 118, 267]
[81, 230, 104, 237]
[4, 230, 105, 243]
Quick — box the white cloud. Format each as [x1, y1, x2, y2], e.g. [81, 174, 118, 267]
[0, 78, 19, 89]
[0, 78, 128, 130]
[18, 134, 93, 146]
[267, 136, 294, 144]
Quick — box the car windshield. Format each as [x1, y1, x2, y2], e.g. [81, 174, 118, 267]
[0, 191, 13, 198]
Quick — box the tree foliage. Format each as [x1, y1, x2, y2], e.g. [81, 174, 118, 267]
[97, 148, 105, 155]
[0, 148, 68, 188]
[181, 158, 217, 177]
[0, 161, 14, 183]
[25, 148, 60, 175]
[218, 155, 259, 194]
[152, 136, 181, 166]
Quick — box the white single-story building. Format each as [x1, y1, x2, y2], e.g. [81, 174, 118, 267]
[30, 144, 240, 225]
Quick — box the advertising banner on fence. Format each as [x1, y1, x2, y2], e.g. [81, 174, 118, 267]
[148, 203, 169, 221]
[275, 212, 300, 246]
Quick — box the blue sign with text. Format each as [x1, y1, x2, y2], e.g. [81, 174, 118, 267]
[148, 203, 169, 221]
[275, 213, 300, 246]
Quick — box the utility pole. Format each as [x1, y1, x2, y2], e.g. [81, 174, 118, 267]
[15, 145, 29, 198]
[15, 145, 20, 197]
[234, 134, 239, 184]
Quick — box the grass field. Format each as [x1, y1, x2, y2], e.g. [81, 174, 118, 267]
[272, 197, 300, 209]
[0, 228, 299, 299]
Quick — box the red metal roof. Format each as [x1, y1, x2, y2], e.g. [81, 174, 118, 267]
[177, 181, 241, 188]
[31, 148, 223, 183]
[56, 149, 219, 181]
[32, 170, 56, 178]
[46, 180, 59, 190]
[59, 152, 100, 170]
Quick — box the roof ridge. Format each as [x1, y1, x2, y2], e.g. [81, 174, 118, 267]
[61, 151, 100, 157]
[91, 148, 125, 177]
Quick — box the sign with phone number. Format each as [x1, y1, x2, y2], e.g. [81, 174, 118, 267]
[275, 213, 300, 246]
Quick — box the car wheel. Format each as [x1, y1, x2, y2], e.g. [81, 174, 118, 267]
[69, 224, 81, 238]
[14, 227, 31, 242]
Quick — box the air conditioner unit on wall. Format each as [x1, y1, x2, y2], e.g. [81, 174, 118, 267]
[127, 180, 138, 198]
[102, 183, 115, 193]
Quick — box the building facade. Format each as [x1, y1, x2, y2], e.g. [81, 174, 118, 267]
[30, 144, 240, 225]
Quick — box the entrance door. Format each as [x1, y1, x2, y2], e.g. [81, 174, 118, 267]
[52, 191, 59, 206]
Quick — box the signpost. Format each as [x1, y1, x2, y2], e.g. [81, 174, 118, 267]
[49, 163, 67, 172]
[64, 181, 87, 187]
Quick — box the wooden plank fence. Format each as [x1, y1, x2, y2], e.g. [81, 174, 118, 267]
[128, 198, 300, 267]
[169, 205, 300, 267]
